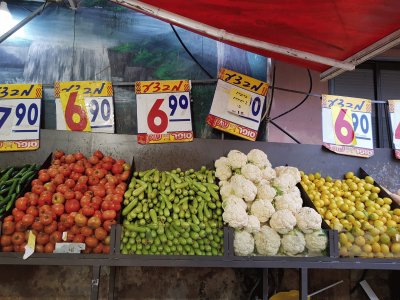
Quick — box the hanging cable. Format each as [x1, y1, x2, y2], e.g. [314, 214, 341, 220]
[270, 120, 301, 144]
[170, 24, 213, 79]
[261, 64, 276, 122]
[271, 69, 312, 121]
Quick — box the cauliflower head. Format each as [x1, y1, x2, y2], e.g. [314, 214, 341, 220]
[245, 215, 261, 233]
[215, 164, 232, 181]
[296, 207, 322, 234]
[250, 199, 275, 223]
[281, 230, 306, 256]
[215, 156, 229, 169]
[220, 182, 234, 200]
[269, 209, 296, 234]
[222, 195, 247, 211]
[247, 149, 271, 169]
[256, 180, 276, 201]
[305, 229, 328, 253]
[274, 187, 303, 214]
[241, 164, 262, 183]
[227, 150, 248, 169]
[234, 230, 255, 256]
[222, 203, 248, 228]
[275, 166, 301, 182]
[273, 174, 299, 192]
[254, 225, 281, 256]
[231, 174, 257, 202]
[261, 167, 276, 181]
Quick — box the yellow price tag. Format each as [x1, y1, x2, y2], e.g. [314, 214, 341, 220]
[331, 106, 356, 145]
[27, 230, 36, 249]
[60, 91, 91, 132]
[227, 88, 251, 116]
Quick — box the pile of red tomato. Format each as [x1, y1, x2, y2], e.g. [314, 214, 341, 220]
[0, 150, 130, 254]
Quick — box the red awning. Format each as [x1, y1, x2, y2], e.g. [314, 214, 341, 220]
[112, 0, 400, 79]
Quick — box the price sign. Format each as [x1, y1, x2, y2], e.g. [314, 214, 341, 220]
[322, 94, 374, 158]
[206, 68, 268, 141]
[55, 81, 114, 133]
[136, 79, 193, 144]
[388, 100, 400, 159]
[0, 83, 42, 152]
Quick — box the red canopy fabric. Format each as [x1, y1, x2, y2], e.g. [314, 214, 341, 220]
[121, 0, 400, 72]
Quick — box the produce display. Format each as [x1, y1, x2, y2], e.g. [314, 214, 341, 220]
[301, 172, 400, 258]
[120, 167, 224, 255]
[217, 149, 328, 257]
[0, 164, 39, 219]
[0, 150, 130, 254]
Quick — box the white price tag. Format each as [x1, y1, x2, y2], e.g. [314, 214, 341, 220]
[0, 84, 42, 152]
[54, 243, 85, 253]
[54, 81, 114, 133]
[322, 95, 374, 158]
[206, 68, 268, 141]
[136, 79, 193, 144]
[388, 100, 400, 159]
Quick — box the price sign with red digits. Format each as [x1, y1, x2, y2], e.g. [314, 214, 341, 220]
[0, 84, 42, 152]
[206, 68, 268, 141]
[54, 81, 114, 133]
[388, 100, 400, 159]
[322, 94, 374, 158]
[136, 79, 193, 144]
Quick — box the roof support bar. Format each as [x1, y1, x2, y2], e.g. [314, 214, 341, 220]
[110, 0, 355, 71]
[321, 29, 400, 81]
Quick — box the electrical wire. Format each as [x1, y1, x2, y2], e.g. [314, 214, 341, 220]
[271, 69, 312, 121]
[261, 64, 276, 122]
[247, 277, 261, 300]
[170, 24, 213, 79]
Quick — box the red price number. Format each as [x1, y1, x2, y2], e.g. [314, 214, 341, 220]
[147, 98, 168, 133]
[334, 108, 355, 145]
[65, 91, 88, 131]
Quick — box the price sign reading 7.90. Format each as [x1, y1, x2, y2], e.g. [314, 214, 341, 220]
[0, 84, 42, 152]
[136, 79, 193, 144]
[322, 95, 374, 158]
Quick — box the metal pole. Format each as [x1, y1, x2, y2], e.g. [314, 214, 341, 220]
[0, 1, 48, 44]
[91, 265, 101, 300]
[262, 269, 269, 300]
[299, 268, 308, 300]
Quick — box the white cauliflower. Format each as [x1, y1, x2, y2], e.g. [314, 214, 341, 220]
[218, 180, 228, 187]
[281, 230, 306, 256]
[247, 149, 271, 169]
[241, 164, 262, 183]
[234, 230, 254, 256]
[215, 164, 232, 181]
[222, 195, 247, 211]
[275, 166, 301, 182]
[250, 199, 275, 223]
[274, 187, 303, 214]
[256, 180, 276, 201]
[245, 215, 261, 233]
[214, 156, 229, 169]
[305, 229, 328, 253]
[273, 173, 299, 192]
[220, 182, 234, 200]
[261, 167, 276, 181]
[296, 207, 322, 234]
[222, 203, 248, 228]
[230, 174, 257, 202]
[254, 225, 281, 256]
[227, 150, 247, 169]
[269, 209, 296, 234]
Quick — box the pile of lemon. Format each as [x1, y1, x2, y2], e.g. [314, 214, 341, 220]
[301, 171, 400, 258]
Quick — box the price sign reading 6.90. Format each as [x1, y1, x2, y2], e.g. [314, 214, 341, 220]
[136, 80, 193, 144]
[55, 81, 114, 133]
[322, 95, 374, 158]
[0, 84, 42, 152]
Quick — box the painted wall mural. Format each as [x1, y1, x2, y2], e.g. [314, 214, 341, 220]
[0, 0, 267, 139]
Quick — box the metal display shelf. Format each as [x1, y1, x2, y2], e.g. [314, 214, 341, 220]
[0, 130, 399, 300]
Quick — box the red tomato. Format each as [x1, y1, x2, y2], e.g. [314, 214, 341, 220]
[53, 150, 65, 159]
[102, 245, 110, 254]
[31, 179, 43, 187]
[58, 222, 67, 233]
[92, 243, 103, 254]
[36, 232, 50, 245]
[15, 197, 28, 211]
[26, 206, 39, 217]
[88, 156, 99, 165]
[70, 225, 81, 235]
[94, 227, 107, 241]
[80, 226, 93, 237]
[65, 199, 80, 213]
[35, 244, 44, 253]
[64, 190, 75, 200]
[87, 216, 101, 229]
[74, 151, 85, 161]
[74, 213, 88, 227]
[2, 221, 15, 235]
[91, 196, 102, 207]
[38, 172, 50, 183]
[88, 176, 100, 186]
[13, 210, 25, 222]
[52, 203, 65, 216]
[15, 221, 27, 233]
[49, 231, 62, 244]
[44, 220, 57, 234]
[64, 178, 75, 188]
[102, 162, 112, 171]
[103, 219, 117, 232]
[43, 182, 56, 193]
[73, 234, 85, 243]
[93, 169, 105, 179]
[74, 183, 88, 194]
[39, 204, 52, 215]
[65, 154, 76, 164]
[11, 232, 26, 245]
[0, 235, 12, 247]
[32, 219, 44, 232]
[38, 191, 53, 206]
[101, 200, 112, 211]
[74, 191, 83, 200]
[111, 164, 124, 175]
[14, 243, 26, 253]
[51, 192, 65, 204]
[21, 214, 34, 227]
[82, 205, 95, 217]
[111, 202, 121, 212]
[120, 170, 130, 181]
[85, 236, 99, 248]
[25, 192, 39, 206]
[4, 215, 14, 223]
[1, 245, 13, 252]
[93, 186, 106, 198]
[39, 213, 53, 226]
[112, 194, 123, 203]
[44, 242, 55, 253]
[32, 184, 45, 196]
[93, 150, 104, 159]
[48, 167, 59, 178]
[53, 173, 65, 186]
[66, 231, 75, 242]
[102, 156, 114, 164]
[56, 184, 68, 194]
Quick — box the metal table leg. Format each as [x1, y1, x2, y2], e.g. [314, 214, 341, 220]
[91, 265, 101, 300]
[299, 268, 308, 300]
[263, 268, 269, 300]
[108, 266, 117, 300]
